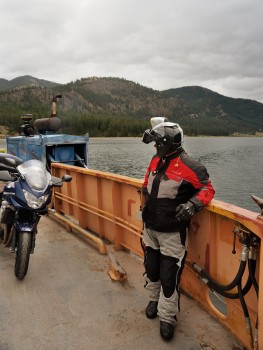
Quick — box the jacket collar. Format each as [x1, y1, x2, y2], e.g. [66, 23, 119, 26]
[163, 147, 185, 161]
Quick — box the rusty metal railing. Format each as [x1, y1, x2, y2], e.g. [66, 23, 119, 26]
[50, 162, 263, 350]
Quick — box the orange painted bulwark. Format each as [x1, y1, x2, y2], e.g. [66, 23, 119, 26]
[51, 163, 263, 350]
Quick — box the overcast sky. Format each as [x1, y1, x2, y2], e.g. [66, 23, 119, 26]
[1, 0, 263, 102]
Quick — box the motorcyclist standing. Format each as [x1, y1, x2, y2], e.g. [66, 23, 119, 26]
[141, 118, 215, 341]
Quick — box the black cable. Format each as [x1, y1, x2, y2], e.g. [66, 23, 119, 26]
[194, 258, 256, 299]
[200, 260, 247, 292]
[248, 258, 259, 297]
[237, 282, 254, 348]
[237, 282, 249, 317]
[209, 262, 254, 299]
[248, 258, 259, 349]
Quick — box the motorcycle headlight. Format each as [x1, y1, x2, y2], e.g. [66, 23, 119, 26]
[22, 190, 49, 209]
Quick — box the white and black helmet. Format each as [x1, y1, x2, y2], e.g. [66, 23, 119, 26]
[142, 121, 184, 157]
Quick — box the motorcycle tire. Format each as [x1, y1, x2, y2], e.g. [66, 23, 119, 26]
[14, 232, 32, 279]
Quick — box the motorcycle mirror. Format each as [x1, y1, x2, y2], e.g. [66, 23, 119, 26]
[62, 175, 72, 182]
[4, 157, 16, 167]
[0, 154, 23, 167]
[0, 170, 14, 181]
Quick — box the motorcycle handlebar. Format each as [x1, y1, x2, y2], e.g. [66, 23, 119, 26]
[0, 153, 23, 167]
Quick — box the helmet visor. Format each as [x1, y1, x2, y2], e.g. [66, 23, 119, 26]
[142, 129, 160, 144]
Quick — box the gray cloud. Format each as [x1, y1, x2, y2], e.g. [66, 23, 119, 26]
[0, 0, 262, 102]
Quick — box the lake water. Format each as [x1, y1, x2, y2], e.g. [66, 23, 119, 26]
[88, 137, 263, 212]
[1, 137, 262, 212]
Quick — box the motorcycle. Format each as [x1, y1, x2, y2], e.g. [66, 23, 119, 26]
[0, 153, 72, 279]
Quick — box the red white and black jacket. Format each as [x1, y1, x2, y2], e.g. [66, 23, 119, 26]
[142, 148, 215, 232]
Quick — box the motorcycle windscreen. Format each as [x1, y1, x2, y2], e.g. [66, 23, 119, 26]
[17, 160, 51, 192]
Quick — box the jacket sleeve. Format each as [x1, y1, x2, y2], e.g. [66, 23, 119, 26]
[188, 164, 215, 211]
[189, 177, 215, 211]
[181, 155, 215, 211]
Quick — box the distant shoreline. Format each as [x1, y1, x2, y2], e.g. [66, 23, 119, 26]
[1, 133, 263, 140]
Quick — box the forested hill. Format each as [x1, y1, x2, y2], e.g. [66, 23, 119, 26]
[0, 75, 60, 91]
[0, 76, 263, 136]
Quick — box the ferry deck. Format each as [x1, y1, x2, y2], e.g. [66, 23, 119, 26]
[0, 215, 243, 350]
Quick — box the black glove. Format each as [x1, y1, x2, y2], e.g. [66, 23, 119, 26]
[175, 201, 196, 221]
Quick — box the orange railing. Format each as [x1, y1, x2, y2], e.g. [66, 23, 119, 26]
[51, 163, 263, 350]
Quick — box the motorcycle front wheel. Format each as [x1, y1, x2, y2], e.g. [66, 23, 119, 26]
[15, 232, 32, 279]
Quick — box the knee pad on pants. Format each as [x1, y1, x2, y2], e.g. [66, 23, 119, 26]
[160, 254, 180, 298]
[144, 246, 160, 282]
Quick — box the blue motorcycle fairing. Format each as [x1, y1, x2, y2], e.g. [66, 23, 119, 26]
[17, 179, 51, 198]
[13, 209, 40, 232]
[14, 215, 38, 232]
[4, 180, 52, 210]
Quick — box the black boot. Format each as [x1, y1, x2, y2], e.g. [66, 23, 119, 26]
[145, 301, 158, 319]
[160, 321, 175, 341]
